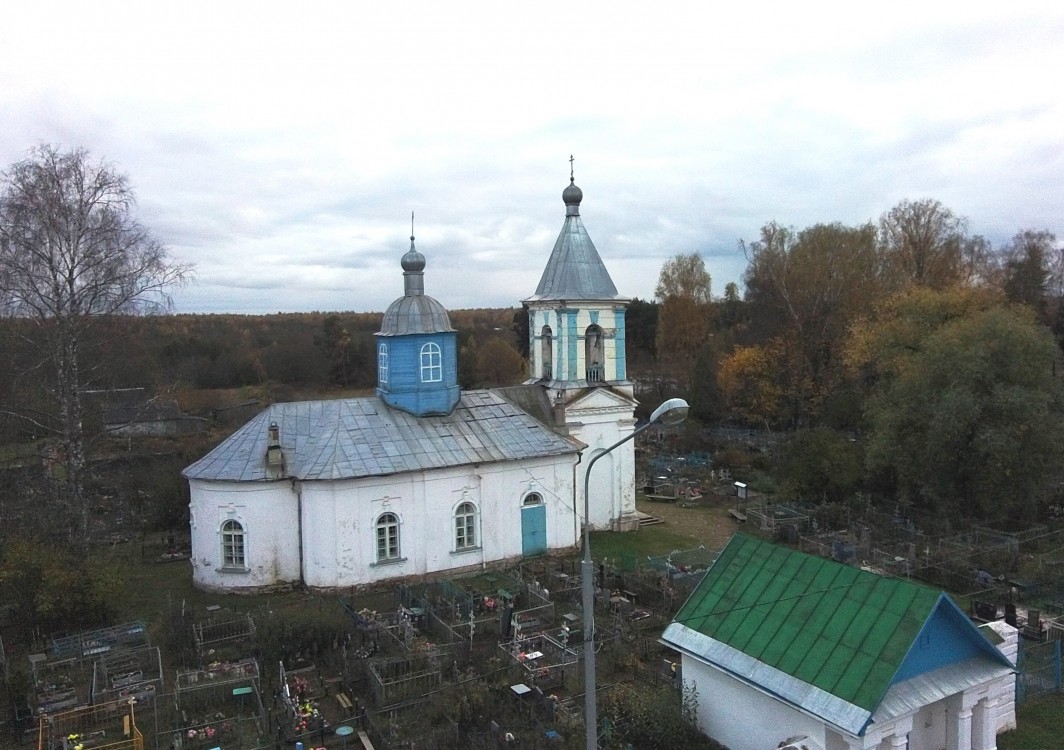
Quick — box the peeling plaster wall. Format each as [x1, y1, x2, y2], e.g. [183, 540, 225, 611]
[189, 479, 301, 591]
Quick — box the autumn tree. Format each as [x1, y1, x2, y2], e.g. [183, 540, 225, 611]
[847, 288, 1064, 524]
[717, 281, 744, 330]
[741, 221, 883, 425]
[655, 252, 713, 371]
[474, 337, 525, 386]
[626, 297, 659, 365]
[0, 538, 126, 639]
[0, 145, 190, 545]
[775, 427, 862, 504]
[878, 198, 970, 289]
[998, 229, 1057, 318]
[512, 306, 530, 360]
[717, 344, 783, 429]
[656, 252, 712, 302]
[316, 314, 364, 386]
[686, 339, 726, 424]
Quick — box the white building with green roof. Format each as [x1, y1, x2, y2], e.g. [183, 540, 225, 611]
[662, 534, 1017, 750]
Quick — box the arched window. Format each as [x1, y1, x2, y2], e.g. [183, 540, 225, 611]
[523, 492, 543, 506]
[585, 325, 604, 382]
[454, 501, 477, 550]
[540, 326, 553, 379]
[378, 343, 389, 385]
[376, 512, 400, 562]
[420, 342, 442, 382]
[221, 519, 246, 569]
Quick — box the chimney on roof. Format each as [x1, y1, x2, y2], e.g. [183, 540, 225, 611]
[265, 421, 285, 476]
[552, 394, 568, 434]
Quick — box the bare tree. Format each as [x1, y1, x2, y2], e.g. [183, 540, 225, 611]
[0, 144, 191, 545]
[879, 198, 968, 289]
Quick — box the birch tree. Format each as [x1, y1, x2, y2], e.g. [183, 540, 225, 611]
[0, 144, 191, 545]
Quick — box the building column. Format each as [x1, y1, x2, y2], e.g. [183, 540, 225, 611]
[952, 707, 973, 750]
[972, 697, 997, 750]
[882, 716, 913, 750]
[886, 733, 908, 750]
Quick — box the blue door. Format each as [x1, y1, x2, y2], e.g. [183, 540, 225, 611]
[521, 502, 547, 556]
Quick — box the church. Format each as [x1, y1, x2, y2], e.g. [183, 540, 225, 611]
[182, 173, 640, 591]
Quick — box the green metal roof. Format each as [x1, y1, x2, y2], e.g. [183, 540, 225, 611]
[671, 533, 940, 711]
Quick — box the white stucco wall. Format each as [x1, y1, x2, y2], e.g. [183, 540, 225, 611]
[299, 455, 578, 588]
[982, 620, 1018, 732]
[188, 479, 301, 591]
[569, 403, 638, 530]
[682, 657, 830, 750]
[190, 453, 579, 591]
[682, 621, 1020, 750]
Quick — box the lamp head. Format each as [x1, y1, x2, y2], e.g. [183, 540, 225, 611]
[649, 398, 689, 426]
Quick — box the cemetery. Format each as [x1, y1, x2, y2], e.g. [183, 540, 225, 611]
[6, 445, 1064, 748]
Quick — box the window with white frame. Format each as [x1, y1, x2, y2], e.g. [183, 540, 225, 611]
[454, 501, 477, 550]
[378, 343, 389, 384]
[420, 342, 442, 382]
[376, 512, 400, 562]
[221, 519, 246, 568]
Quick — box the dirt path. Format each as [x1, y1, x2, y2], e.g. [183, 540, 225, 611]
[636, 491, 743, 552]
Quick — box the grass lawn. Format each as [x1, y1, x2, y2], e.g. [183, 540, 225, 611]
[589, 525, 707, 564]
[998, 693, 1064, 749]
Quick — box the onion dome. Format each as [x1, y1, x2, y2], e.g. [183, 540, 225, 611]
[379, 235, 454, 336]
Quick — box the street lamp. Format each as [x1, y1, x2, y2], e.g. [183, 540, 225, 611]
[581, 397, 689, 749]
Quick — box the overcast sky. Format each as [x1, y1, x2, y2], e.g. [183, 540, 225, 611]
[2, 1, 1062, 315]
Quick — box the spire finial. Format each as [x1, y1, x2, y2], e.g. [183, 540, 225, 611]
[411, 211, 415, 241]
[569, 154, 574, 183]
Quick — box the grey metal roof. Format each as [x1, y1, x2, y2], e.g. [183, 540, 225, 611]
[379, 294, 453, 336]
[182, 389, 583, 482]
[873, 657, 1014, 726]
[493, 385, 557, 428]
[525, 179, 623, 302]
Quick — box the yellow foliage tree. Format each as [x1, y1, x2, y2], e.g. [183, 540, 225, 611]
[717, 344, 783, 428]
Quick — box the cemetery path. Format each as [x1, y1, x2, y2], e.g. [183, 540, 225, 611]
[636, 491, 740, 553]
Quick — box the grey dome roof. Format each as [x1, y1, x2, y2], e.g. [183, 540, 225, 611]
[380, 294, 453, 335]
[526, 178, 622, 302]
[379, 235, 454, 336]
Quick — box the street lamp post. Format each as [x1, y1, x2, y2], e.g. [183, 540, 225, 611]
[581, 397, 689, 750]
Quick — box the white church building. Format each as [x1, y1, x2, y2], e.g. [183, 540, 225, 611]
[182, 174, 639, 591]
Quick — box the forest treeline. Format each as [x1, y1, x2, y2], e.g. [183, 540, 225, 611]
[0, 307, 529, 411]
[1, 150, 1063, 539]
[5, 146, 1064, 641]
